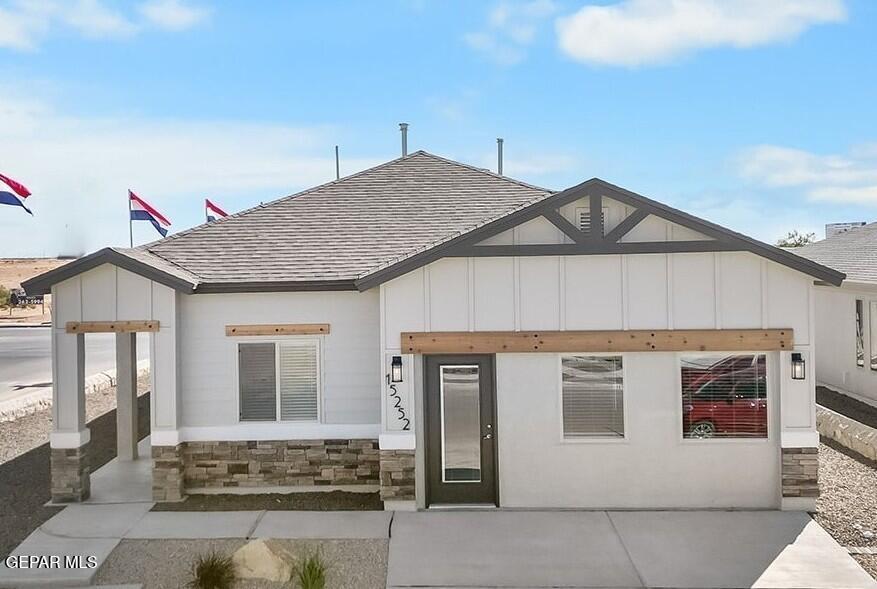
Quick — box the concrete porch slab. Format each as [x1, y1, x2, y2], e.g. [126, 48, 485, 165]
[608, 511, 876, 589]
[0, 529, 118, 588]
[83, 437, 152, 504]
[386, 510, 642, 588]
[252, 510, 392, 539]
[41, 503, 153, 539]
[124, 510, 264, 539]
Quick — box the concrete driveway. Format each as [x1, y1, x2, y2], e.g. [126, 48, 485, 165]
[387, 510, 877, 589]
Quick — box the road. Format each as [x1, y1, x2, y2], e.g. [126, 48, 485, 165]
[0, 327, 149, 404]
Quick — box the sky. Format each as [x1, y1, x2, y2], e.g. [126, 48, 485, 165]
[0, 0, 875, 256]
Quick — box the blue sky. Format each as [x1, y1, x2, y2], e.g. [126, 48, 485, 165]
[1, 0, 875, 256]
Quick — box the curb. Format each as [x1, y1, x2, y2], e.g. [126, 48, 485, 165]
[817, 403, 877, 462]
[0, 360, 150, 423]
[0, 322, 50, 328]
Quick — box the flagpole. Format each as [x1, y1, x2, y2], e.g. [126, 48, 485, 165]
[128, 191, 133, 248]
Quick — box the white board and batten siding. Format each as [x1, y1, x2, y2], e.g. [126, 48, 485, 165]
[380, 209, 818, 507]
[814, 284, 877, 405]
[178, 290, 382, 442]
[50, 263, 180, 446]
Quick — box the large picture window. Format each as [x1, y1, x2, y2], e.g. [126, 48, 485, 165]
[561, 355, 624, 439]
[681, 354, 767, 439]
[856, 299, 865, 367]
[239, 341, 320, 422]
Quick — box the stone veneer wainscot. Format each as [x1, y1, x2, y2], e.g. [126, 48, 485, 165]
[180, 439, 381, 489]
[781, 447, 819, 499]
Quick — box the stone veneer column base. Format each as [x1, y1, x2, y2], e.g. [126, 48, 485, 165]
[51, 446, 90, 503]
[379, 449, 415, 503]
[781, 447, 819, 511]
[153, 444, 184, 502]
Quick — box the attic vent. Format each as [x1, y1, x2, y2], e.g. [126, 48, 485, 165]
[576, 207, 608, 235]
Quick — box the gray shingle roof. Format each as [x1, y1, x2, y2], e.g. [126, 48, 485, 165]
[794, 223, 877, 284]
[144, 151, 552, 288]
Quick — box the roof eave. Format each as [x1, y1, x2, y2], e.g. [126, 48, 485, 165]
[21, 248, 198, 295]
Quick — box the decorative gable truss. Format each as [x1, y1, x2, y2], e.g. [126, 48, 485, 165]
[356, 178, 843, 290]
[453, 190, 729, 258]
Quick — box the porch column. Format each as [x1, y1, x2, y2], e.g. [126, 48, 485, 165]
[49, 330, 90, 502]
[150, 286, 184, 501]
[779, 348, 819, 511]
[115, 332, 138, 461]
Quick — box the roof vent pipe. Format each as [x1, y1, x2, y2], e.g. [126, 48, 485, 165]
[335, 145, 340, 180]
[399, 123, 409, 156]
[497, 137, 504, 176]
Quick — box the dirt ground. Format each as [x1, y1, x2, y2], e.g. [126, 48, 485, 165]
[0, 258, 69, 323]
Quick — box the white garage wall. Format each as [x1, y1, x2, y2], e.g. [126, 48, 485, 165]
[814, 285, 877, 405]
[178, 290, 381, 433]
[495, 352, 781, 509]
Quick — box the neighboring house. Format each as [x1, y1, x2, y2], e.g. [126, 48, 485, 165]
[795, 224, 877, 407]
[24, 151, 843, 511]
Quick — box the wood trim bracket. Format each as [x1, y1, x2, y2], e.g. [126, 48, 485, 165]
[604, 209, 649, 242]
[66, 320, 159, 333]
[542, 209, 586, 244]
[225, 323, 330, 336]
[402, 329, 793, 354]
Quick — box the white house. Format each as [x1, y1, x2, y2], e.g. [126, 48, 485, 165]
[795, 226, 877, 407]
[24, 151, 843, 511]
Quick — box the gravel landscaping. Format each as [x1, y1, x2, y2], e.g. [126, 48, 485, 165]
[0, 385, 150, 558]
[95, 538, 389, 589]
[152, 490, 383, 512]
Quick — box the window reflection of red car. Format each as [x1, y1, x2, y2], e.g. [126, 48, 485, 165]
[682, 366, 767, 438]
[681, 355, 765, 394]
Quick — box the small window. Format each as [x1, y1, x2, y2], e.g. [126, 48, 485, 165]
[561, 355, 624, 438]
[870, 302, 877, 371]
[239, 341, 320, 422]
[681, 354, 767, 439]
[856, 300, 865, 367]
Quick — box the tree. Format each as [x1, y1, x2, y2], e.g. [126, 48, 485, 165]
[776, 230, 816, 248]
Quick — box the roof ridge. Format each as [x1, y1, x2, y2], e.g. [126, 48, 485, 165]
[143, 150, 551, 252]
[412, 150, 553, 193]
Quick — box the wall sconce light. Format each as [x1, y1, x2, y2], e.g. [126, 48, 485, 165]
[391, 356, 403, 383]
[791, 352, 805, 380]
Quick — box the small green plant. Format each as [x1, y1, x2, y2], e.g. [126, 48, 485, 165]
[187, 551, 237, 589]
[0, 285, 9, 308]
[294, 552, 328, 589]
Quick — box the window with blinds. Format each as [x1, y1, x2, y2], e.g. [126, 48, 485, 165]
[238, 341, 320, 422]
[681, 354, 767, 439]
[561, 355, 624, 439]
[279, 343, 319, 421]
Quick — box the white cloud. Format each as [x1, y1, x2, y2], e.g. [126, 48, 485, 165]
[465, 0, 558, 65]
[555, 0, 846, 67]
[0, 94, 384, 256]
[738, 144, 877, 204]
[0, 0, 208, 51]
[138, 0, 210, 31]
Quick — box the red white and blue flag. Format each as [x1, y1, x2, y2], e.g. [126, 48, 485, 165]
[129, 190, 171, 237]
[0, 173, 33, 215]
[205, 198, 228, 222]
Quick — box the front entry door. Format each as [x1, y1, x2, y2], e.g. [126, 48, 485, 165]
[425, 354, 497, 506]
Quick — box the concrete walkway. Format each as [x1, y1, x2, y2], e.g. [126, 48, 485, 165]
[387, 510, 877, 589]
[1, 507, 873, 588]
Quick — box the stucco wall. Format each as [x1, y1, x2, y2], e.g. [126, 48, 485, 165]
[814, 285, 877, 405]
[178, 290, 381, 434]
[494, 352, 782, 509]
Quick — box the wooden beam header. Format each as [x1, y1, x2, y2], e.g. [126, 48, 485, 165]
[402, 329, 792, 354]
[225, 323, 330, 337]
[66, 320, 159, 334]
